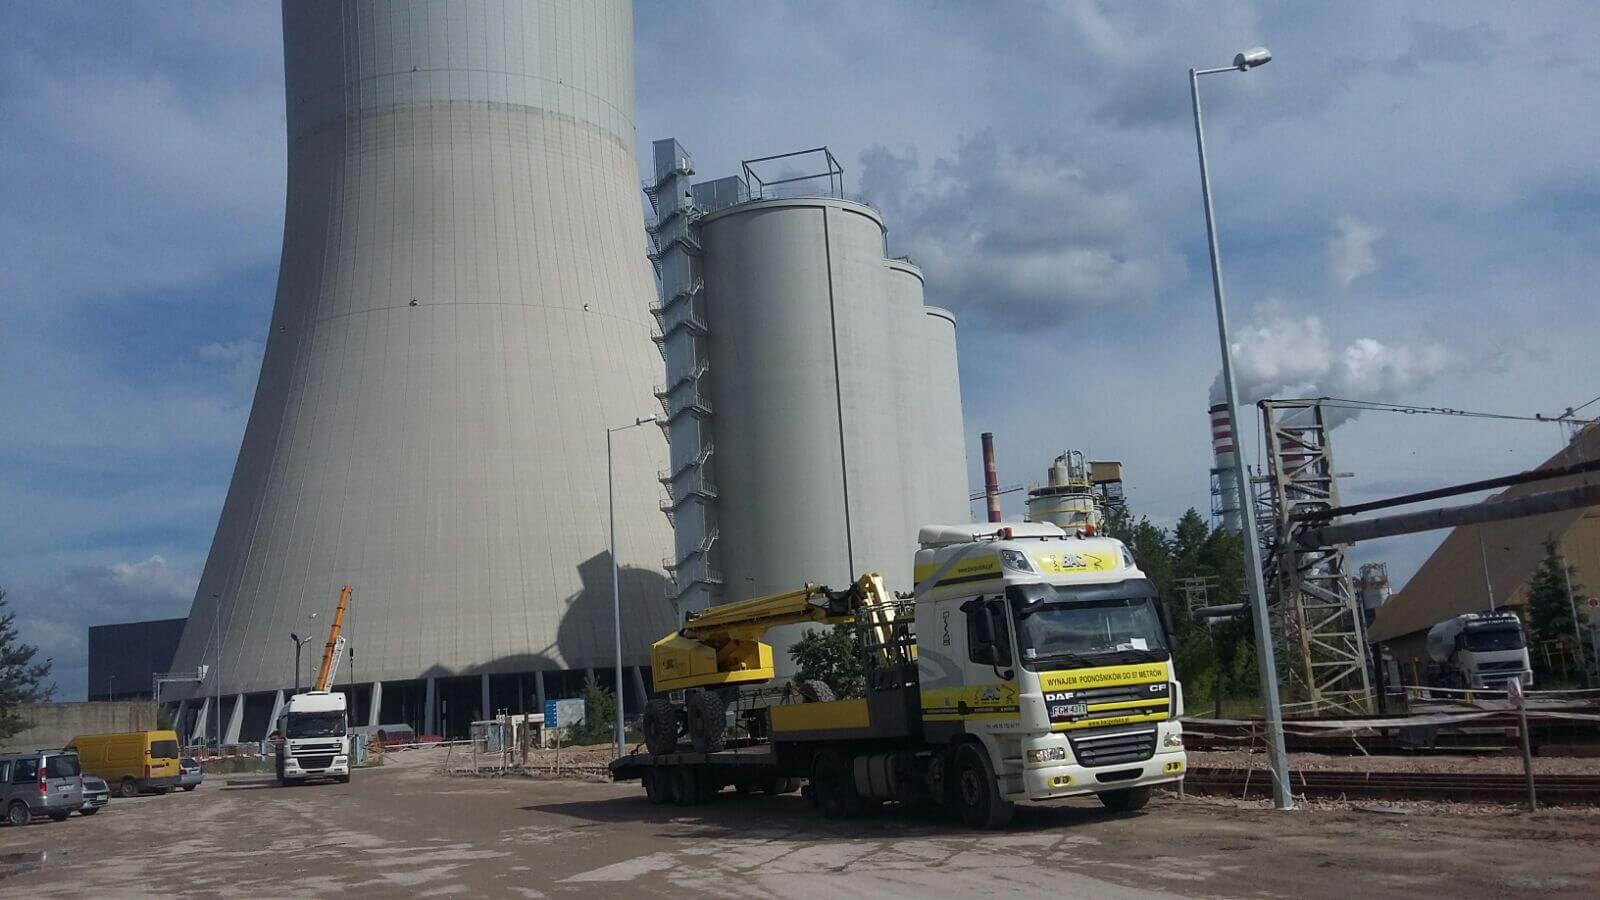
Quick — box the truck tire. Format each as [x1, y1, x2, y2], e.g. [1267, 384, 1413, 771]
[49, 812, 70, 822]
[812, 748, 866, 819]
[768, 777, 801, 796]
[686, 691, 726, 754]
[1098, 786, 1153, 813]
[643, 698, 680, 756]
[120, 778, 139, 798]
[952, 744, 1015, 830]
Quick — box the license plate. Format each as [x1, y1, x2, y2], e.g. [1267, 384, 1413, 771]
[1052, 703, 1089, 719]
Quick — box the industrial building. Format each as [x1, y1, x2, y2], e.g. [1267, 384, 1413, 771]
[647, 141, 968, 664]
[86, 617, 185, 701]
[166, 0, 677, 742]
[161, 0, 970, 742]
[1370, 424, 1599, 679]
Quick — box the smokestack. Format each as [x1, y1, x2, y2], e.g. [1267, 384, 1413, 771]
[981, 432, 1002, 523]
[1209, 403, 1244, 534]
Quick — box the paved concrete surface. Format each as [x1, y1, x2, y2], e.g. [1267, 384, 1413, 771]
[2, 751, 1596, 898]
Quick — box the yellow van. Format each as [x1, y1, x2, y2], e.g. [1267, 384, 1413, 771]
[66, 731, 181, 797]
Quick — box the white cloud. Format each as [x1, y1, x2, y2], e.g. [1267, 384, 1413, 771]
[859, 134, 1185, 329]
[1328, 215, 1383, 290]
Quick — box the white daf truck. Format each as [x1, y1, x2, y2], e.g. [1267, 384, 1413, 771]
[275, 691, 351, 785]
[614, 521, 1187, 829]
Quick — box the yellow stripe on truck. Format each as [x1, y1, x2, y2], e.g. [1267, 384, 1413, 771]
[914, 556, 1002, 589]
[1038, 661, 1169, 691]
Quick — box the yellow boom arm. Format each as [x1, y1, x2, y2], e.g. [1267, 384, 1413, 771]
[650, 575, 890, 693]
[313, 585, 351, 692]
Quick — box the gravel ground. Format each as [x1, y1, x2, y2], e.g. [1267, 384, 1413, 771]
[1189, 748, 1600, 775]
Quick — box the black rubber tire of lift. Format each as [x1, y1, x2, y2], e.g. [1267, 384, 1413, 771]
[642, 769, 665, 804]
[686, 691, 726, 754]
[812, 748, 865, 819]
[642, 698, 680, 757]
[1098, 785, 1153, 813]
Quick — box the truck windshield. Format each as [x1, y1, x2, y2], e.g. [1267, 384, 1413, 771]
[1014, 597, 1169, 668]
[1464, 626, 1525, 652]
[285, 712, 347, 738]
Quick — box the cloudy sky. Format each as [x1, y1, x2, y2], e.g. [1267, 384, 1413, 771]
[3, 1, 1595, 699]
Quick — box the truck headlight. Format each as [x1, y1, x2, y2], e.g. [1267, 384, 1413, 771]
[1026, 747, 1068, 764]
[998, 549, 1035, 573]
[1163, 732, 1183, 748]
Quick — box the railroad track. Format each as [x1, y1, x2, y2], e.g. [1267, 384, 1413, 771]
[1183, 766, 1600, 805]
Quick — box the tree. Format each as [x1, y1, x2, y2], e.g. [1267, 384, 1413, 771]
[569, 671, 617, 745]
[0, 587, 54, 739]
[1527, 541, 1583, 682]
[789, 624, 865, 700]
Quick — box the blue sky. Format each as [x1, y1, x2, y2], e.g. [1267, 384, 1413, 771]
[3, 1, 1595, 699]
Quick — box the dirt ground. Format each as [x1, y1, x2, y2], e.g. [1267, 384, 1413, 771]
[2, 747, 1597, 898]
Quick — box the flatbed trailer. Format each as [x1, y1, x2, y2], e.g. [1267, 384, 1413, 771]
[610, 746, 802, 806]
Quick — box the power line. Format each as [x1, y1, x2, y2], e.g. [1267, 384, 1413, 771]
[1273, 396, 1598, 426]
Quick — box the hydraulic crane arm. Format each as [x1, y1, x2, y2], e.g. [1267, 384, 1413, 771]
[651, 574, 891, 693]
[313, 585, 351, 692]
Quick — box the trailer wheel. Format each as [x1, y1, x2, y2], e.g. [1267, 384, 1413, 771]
[686, 691, 726, 754]
[671, 766, 700, 806]
[812, 748, 865, 819]
[643, 769, 667, 805]
[1097, 786, 1152, 813]
[643, 698, 680, 756]
[952, 744, 1015, 830]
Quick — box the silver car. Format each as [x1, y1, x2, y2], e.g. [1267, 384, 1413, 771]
[1, 750, 84, 826]
[177, 757, 203, 791]
[80, 775, 110, 815]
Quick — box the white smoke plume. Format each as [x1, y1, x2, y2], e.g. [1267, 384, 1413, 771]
[1328, 215, 1382, 290]
[1209, 300, 1453, 427]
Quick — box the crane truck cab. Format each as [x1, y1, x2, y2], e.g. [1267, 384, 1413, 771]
[275, 691, 350, 785]
[912, 522, 1184, 814]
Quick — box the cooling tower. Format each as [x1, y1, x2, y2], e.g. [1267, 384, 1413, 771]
[168, 0, 675, 737]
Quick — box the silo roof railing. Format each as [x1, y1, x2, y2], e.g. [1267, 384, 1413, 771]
[742, 146, 845, 200]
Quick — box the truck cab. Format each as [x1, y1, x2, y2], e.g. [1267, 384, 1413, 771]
[1436, 612, 1533, 690]
[914, 523, 1185, 810]
[275, 691, 351, 784]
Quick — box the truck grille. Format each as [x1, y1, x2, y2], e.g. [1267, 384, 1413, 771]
[1069, 728, 1157, 768]
[1477, 660, 1525, 673]
[1072, 682, 1166, 706]
[298, 755, 335, 770]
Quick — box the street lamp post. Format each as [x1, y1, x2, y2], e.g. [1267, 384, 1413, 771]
[1190, 46, 1294, 811]
[290, 633, 314, 694]
[607, 414, 661, 760]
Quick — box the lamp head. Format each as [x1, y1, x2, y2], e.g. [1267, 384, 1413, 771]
[1234, 47, 1271, 69]
[636, 414, 660, 426]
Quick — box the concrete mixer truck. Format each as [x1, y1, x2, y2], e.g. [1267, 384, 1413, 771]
[1424, 611, 1533, 691]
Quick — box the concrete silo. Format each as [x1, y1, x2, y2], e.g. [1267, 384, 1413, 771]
[168, 0, 675, 742]
[647, 142, 969, 670]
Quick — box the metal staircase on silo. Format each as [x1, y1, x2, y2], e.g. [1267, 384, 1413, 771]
[646, 139, 721, 620]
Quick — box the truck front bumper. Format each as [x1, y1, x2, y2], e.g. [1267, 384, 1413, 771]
[283, 756, 349, 777]
[1014, 749, 1186, 802]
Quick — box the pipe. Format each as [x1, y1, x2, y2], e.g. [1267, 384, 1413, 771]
[1291, 457, 1600, 523]
[1298, 482, 1600, 547]
[981, 432, 1002, 523]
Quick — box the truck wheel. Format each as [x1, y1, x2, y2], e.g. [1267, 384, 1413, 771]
[120, 778, 139, 798]
[812, 748, 865, 819]
[7, 801, 30, 827]
[768, 777, 801, 796]
[49, 812, 70, 822]
[643, 698, 680, 756]
[80, 808, 100, 816]
[686, 691, 726, 754]
[952, 744, 1015, 830]
[1098, 786, 1153, 813]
